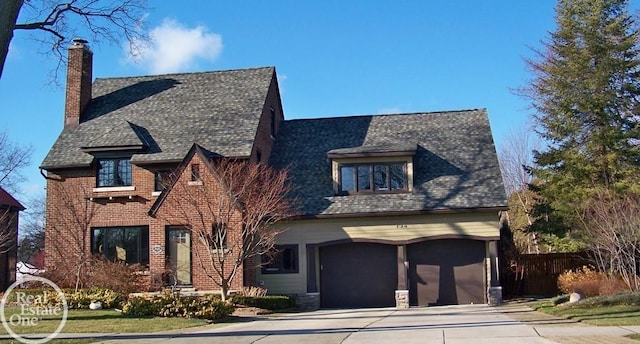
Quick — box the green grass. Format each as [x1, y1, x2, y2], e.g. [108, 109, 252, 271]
[0, 340, 96, 344]
[532, 293, 640, 326]
[0, 307, 208, 335]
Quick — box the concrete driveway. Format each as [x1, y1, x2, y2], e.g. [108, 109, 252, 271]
[81, 304, 559, 343]
[14, 304, 640, 344]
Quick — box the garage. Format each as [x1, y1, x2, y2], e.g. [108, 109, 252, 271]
[320, 242, 397, 308]
[408, 239, 486, 306]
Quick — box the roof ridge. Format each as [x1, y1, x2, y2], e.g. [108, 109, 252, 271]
[284, 108, 486, 123]
[94, 66, 275, 82]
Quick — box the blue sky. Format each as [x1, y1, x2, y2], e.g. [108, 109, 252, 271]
[1, 1, 635, 200]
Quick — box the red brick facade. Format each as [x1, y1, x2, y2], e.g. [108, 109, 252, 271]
[45, 86, 281, 293]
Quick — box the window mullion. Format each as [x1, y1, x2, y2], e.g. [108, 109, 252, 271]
[386, 164, 391, 190]
[352, 165, 358, 192]
[113, 159, 119, 186]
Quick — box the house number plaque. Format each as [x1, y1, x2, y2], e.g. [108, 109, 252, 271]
[152, 245, 163, 254]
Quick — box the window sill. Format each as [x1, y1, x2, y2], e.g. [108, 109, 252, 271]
[93, 186, 136, 193]
[151, 191, 162, 197]
[336, 189, 410, 196]
[261, 270, 299, 275]
[188, 181, 203, 186]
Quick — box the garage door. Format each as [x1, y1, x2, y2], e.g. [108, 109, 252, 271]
[320, 243, 397, 308]
[408, 239, 485, 306]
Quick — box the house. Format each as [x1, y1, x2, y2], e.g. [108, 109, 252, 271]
[41, 40, 507, 309]
[0, 186, 24, 290]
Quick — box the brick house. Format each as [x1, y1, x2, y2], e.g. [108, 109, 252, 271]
[0, 186, 24, 290]
[42, 40, 507, 308]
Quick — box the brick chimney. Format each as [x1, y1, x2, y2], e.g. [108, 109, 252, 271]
[64, 38, 93, 127]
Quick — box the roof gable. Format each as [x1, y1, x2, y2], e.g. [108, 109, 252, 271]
[0, 187, 25, 211]
[42, 67, 276, 169]
[148, 143, 213, 216]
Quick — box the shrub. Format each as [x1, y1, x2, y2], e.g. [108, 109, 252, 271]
[26, 288, 127, 310]
[575, 292, 640, 307]
[551, 294, 570, 306]
[238, 286, 268, 297]
[40, 256, 150, 294]
[557, 266, 627, 297]
[231, 295, 295, 310]
[122, 294, 234, 320]
[122, 297, 158, 317]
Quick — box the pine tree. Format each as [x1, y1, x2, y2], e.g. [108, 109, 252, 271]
[524, 0, 640, 231]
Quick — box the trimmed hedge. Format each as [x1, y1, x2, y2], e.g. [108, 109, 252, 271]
[231, 295, 295, 310]
[10, 288, 126, 310]
[122, 294, 234, 320]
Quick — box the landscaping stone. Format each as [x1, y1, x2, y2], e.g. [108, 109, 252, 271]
[569, 292, 582, 303]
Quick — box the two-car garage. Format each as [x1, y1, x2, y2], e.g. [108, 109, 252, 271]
[319, 239, 486, 308]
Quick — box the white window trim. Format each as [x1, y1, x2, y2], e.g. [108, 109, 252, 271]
[92, 186, 136, 193]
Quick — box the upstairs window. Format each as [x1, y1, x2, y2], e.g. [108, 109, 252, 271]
[339, 163, 407, 194]
[191, 164, 200, 182]
[154, 170, 173, 192]
[97, 158, 132, 187]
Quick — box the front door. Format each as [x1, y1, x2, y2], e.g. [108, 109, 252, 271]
[166, 228, 192, 285]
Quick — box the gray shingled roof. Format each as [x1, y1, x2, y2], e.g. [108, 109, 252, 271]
[41, 67, 275, 169]
[269, 109, 508, 216]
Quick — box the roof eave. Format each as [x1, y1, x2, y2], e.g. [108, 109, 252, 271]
[289, 206, 508, 220]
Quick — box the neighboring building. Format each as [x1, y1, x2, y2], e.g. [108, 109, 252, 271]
[0, 187, 24, 290]
[42, 40, 507, 308]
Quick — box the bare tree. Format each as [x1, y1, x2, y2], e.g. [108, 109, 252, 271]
[0, 0, 149, 80]
[497, 122, 541, 253]
[45, 179, 97, 291]
[0, 130, 32, 194]
[579, 190, 640, 292]
[0, 207, 19, 255]
[18, 192, 45, 263]
[160, 158, 294, 301]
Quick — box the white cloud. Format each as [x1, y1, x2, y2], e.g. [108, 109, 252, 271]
[126, 19, 222, 74]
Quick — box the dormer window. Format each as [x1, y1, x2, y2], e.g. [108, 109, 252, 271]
[339, 163, 407, 194]
[329, 144, 416, 196]
[97, 158, 132, 187]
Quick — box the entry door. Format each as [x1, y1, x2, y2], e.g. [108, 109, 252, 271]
[166, 228, 192, 285]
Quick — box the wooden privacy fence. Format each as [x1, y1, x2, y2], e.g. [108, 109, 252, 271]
[500, 252, 590, 298]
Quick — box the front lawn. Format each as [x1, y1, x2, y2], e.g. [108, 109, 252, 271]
[0, 308, 208, 335]
[0, 340, 96, 344]
[532, 293, 640, 326]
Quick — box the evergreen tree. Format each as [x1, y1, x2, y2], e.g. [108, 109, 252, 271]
[524, 0, 640, 231]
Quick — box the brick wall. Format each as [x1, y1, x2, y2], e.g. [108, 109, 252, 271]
[45, 165, 159, 277]
[64, 41, 92, 127]
[45, 149, 276, 292]
[154, 152, 246, 292]
[250, 71, 284, 163]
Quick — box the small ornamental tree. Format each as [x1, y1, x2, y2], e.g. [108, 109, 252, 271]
[160, 156, 293, 301]
[579, 190, 640, 292]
